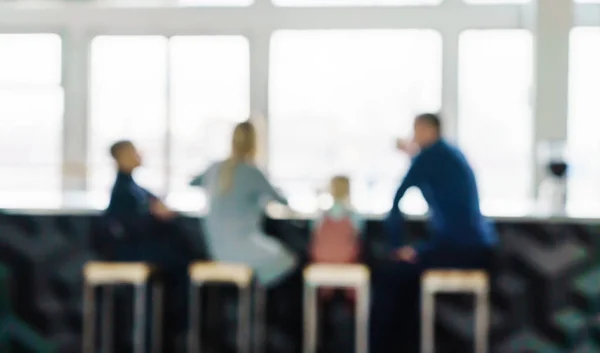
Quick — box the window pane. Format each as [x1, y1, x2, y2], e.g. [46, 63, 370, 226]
[458, 30, 533, 209]
[0, 89, 64, 191]
[0, 34, 63, 192]
[89, 36, 168, 194]
[0, 34, 61, 86]
[567, 28, 600, 213]
[273, 0, 439, 5]
[269, 30, 441, 213]
[169, 36, 250, 196]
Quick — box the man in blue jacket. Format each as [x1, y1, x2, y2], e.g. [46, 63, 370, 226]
[106, 140, 195, 352]
[370, 114, 497, 353]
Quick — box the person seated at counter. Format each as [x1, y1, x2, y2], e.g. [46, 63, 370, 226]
[370, 113, 498, 353]
[106, 140, 194, 352]
[190, 121, 302, 347]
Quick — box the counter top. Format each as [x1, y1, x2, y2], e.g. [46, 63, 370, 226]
[1, 191, 600, 224]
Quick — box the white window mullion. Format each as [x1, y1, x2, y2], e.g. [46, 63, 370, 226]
[531, 0, 572, 198]
[440, 27, 459, 143]
[249, 29, 271, 172]
[62, 28, 90, 192]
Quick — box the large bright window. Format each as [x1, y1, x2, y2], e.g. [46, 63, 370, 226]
[458, 30, 533, 210]
[269, 30, 442, 213]
[0, 34, 63, 192]
[89, 36, 168, 194]
[89, 35, 249, 197]
[169, 36, 250, 193]
[567, 28, 600, 213]
[272, 0, 439, 5]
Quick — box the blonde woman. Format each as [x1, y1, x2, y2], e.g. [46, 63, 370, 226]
[190, 121, 298, 287]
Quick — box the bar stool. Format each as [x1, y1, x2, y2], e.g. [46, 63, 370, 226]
[188, 262, 265, 353]
[82, 262, 163, 353]
[421, 270, 489, 353]
[303, 264, 370, 353]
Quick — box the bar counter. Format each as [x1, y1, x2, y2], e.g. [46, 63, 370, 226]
[2, 192, 600, 352]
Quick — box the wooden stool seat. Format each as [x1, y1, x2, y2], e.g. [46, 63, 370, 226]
[189, 262, 253, 287]
[422, 270, 489, 293]
[304, 264, 370, 287]
[84, 262, 152, 285]
[303, 264, 370, 353]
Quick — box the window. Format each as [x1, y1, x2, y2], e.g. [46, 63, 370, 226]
[169, 36, 250, 196]
[89, 36, 168, 194]
[269, 30, 442, 213]
[458, 30, 533, 211]
[272, 0, 439, 5]
[567, 28, 600, 213]
[89, 35, 250, 200]
[0, 34, 63, 192]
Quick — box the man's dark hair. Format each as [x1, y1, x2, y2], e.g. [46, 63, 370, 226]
[109, 140, 133, 159]
[416, 113, 442, 133]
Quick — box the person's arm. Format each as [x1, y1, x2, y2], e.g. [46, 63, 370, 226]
[385, 154, 426, 248]
[106, 191, 151, 238]
[253, 167, 288, 205]
[391, 154, 425, 209]
[189, 173, 204, 187]
[384, 206, 406, 248]
[350, 212, 364, 236]
[190, 164, 214, 188]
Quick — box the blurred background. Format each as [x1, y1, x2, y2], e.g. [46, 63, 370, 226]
[1, 0, 600, 352]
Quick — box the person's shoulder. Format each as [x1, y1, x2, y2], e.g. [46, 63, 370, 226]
[204, 161, 226, 176]
[431, 139, 463, 158]
[240, 162, 265, 177]
[110, 175, 127, 191]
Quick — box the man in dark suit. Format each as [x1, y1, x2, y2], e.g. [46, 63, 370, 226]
[106, 140, 194, 352]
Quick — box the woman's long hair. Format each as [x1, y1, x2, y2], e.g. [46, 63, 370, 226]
[219, 121, 257, 193]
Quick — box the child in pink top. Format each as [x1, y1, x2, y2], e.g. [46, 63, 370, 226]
[310, 176, 364, 302]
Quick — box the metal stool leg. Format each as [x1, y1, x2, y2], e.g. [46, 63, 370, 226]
[134, 284, 147, 353]
[101, 286, 114, 353]
[355, 284, 370, 353]
[151, 283, 163, 353]
[253, 283, 266, 353]
[421, 289, 435, 353]
[83, 282, 96, 353]
[474, 290, 489, 353]
[238, 286, 252, 353]
[303, 283, 317, 353]
[188, 283, 201, 353]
